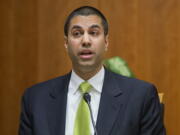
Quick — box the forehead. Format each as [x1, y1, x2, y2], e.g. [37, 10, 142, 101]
[69, 15, 103, 29]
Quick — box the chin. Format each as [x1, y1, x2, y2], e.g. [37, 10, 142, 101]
[79, 61, 101, 70]
[80, 63, 95, 69]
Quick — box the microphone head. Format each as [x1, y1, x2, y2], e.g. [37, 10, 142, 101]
[83, 93, 91, 103]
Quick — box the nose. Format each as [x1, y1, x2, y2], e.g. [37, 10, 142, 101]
[82, 32, 91, 47]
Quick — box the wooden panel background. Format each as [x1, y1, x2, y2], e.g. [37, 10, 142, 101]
[0, 0, 179, 134]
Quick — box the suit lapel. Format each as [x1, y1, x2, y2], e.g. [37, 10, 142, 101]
[47, 72, 71, 135]
[96, 69, 123, 135]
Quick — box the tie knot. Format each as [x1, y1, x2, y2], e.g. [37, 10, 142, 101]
[79, 81, 92, 93]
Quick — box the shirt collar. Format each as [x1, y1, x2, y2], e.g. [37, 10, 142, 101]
[69, 67, 105, 95]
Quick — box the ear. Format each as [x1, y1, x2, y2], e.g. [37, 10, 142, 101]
[64, 36, 68, 49]
[105, 35, 109, 51]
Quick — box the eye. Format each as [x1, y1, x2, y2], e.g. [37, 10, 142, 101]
[72, 31, 82, 37]
[89, 30, 99, 36]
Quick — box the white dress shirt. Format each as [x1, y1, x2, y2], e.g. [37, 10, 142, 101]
[65, 67, 105, 135]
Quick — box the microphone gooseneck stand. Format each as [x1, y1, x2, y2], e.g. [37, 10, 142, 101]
[83, 93, 98, 135]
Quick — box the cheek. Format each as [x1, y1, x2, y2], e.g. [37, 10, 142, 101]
[95, 39, 106, 52]
[68, 39, 81, 48]
[67, 39, 79, 50]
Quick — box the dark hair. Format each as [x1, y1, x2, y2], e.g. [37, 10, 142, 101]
[64, 6, 108, 36]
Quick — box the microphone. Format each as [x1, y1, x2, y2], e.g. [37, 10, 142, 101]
[83, 93, 98, 135]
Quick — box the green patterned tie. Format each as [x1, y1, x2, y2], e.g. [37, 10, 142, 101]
[74, 81, 92, 135]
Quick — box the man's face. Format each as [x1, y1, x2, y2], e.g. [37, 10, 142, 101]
[64, 15, 108, 71]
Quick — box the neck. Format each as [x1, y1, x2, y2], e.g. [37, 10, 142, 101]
[73, 65, 103, 80]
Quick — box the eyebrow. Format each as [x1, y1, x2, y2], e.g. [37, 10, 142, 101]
[71, 25, 82, 30]
[71, 24, 101, 30]
[90, 24, 101, 29]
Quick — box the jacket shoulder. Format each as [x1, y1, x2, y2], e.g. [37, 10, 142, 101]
[107, 69, 154, 86]
[106, 69, 157, 94]
[23, 72, 71, 98]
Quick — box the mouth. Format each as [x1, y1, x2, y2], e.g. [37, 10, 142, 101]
[79, 50, 94, 59]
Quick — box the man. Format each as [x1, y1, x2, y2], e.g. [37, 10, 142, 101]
[19, 6, 166, 135]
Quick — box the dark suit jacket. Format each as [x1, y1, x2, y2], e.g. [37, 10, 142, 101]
[19, 69, 166, 135]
